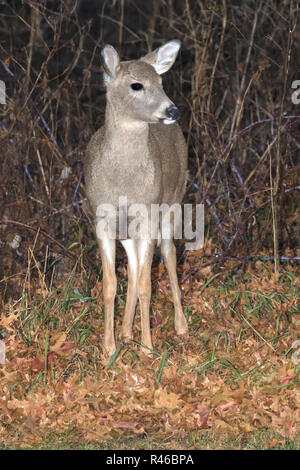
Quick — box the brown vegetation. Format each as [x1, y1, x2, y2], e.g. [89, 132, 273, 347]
[0, 0, 299, 448]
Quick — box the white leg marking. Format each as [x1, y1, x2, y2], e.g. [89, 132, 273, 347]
[137, 239, 151, 266]
[101, 237, 115, 265]
[121, 239, 138, 273]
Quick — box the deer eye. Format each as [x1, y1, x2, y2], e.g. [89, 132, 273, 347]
[130, 83, 144, 91]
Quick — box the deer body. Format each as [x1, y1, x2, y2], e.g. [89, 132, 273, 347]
[85, 122, 186, 211]
[84, 41, 188, 357]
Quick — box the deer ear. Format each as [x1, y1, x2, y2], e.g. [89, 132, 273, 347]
[102, 45, 120, 84]
[141, 40, 181, 75]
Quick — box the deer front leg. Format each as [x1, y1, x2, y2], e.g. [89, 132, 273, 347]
[98, 237, 117, 357]
[120, 239, 139, 342]
[161, 238, 188, 335]
[137, 239, 155, 352]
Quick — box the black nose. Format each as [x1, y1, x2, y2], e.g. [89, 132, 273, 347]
[166, 105, 180, 120]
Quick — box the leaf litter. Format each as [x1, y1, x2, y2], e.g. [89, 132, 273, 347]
[0, 262, 299, 448]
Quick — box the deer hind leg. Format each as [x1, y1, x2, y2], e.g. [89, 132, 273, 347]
[160, 239, 188, 335]
[98, 237, 117, 357]
[120, 239, 139, 342]
[137, 239, 155, 352]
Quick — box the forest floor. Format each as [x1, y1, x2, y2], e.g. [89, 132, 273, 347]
[0, 254, 299, 450]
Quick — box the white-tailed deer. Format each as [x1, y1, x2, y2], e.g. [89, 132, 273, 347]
[84, 40, 188, 357]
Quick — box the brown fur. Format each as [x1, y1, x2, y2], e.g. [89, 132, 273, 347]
[84, 41, 188, 357]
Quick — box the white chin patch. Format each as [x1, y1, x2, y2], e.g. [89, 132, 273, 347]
[163, 118, 176, 125]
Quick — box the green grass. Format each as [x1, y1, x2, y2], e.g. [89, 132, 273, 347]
[1, 262, 299, 450]
[1, 430, 299, 450]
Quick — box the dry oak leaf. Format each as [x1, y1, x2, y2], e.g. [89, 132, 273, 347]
[154, 388, 183, 409]
[217, 400, 237, 417]
[191, 403, 210, 429]
[30, 358, 44, 373]
[50, 333, 67, 352]
[0, 312, 21, 331]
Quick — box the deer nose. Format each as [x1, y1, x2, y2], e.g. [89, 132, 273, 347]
[166, 105, 180, 120]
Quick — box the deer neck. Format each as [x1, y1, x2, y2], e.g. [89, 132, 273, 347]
[103, 102, 150, 155]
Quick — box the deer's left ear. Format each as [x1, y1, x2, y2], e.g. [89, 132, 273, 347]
[102, 44, 120, 85]
[141, 40, 181, 75]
